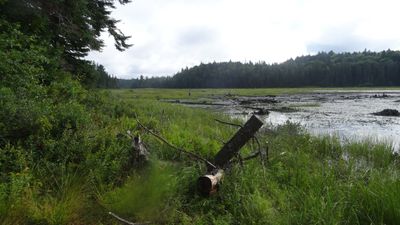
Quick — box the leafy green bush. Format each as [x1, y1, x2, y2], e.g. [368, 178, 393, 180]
[0, 19, 59, 90]
[0, 87, 50, 143]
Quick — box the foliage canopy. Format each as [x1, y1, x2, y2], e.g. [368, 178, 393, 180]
[0, 0, 132, 61]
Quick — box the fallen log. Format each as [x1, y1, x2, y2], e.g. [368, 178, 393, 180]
[199, 115, 263, 196]
[135, 116, 264, 196]
[213, 115, 264, 169]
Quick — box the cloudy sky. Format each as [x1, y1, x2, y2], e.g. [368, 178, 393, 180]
[86, 0, 400, 79]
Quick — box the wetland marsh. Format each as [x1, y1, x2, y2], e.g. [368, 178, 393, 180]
[159, 89, 400, 151]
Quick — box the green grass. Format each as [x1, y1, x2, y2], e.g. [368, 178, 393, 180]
[100, 89, 399, 225]
[1, 88, 400, 224]
[110, 86, 400, 100]
[288, 103, 321, 108]
[109, 88, 316, 100]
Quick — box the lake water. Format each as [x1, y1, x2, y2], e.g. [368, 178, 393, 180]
[266, 91, 400, 151]
[175, 90, 400, 151]
[237, 91, 400, 151]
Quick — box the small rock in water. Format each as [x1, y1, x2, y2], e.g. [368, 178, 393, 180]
[239, 100, 252, 105]
[371, 93, 389, 98]
[253, 108, 270, 115]
[372, 109, 400, 117]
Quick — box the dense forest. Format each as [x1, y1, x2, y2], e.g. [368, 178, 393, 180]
[0, 0, 134, 223]
[121, 50, 400, 88]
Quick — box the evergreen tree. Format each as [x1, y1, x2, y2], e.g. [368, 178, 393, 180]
[0, 0, 132, 62]
[123, 51, 400, 88]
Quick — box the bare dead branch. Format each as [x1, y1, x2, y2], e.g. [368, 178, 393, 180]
[108, 212, 151, 225]
[214, 119, 243, 128]
[237, 153, 244, 167]
[242, 151, 261, 161]
[252, 135, 266, 164]
[252, 135, 261, 150]
[135, 119, 217, 169]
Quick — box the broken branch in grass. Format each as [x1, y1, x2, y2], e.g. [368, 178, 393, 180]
[108, 212, 151, 225]
[252, 135, 261, 150]
[135, 118, 217, 169]
[214, 119, 243, 128]
[242, 151, 261, 161]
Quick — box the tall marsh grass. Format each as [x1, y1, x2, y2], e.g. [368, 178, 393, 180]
[1, 89, 399, 224]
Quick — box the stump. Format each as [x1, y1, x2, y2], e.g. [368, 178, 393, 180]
[132, 135, 149, 164]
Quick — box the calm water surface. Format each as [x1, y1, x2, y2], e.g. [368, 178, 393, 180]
[181, 90, 400, 151]
[240, 90, 400, 151]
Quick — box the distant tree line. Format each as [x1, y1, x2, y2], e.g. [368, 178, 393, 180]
[78, 61, 118, 88]
[118, 75, 171, 88]
[120, 50, 400, 88]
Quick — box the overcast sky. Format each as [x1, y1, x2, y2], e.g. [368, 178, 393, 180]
[86, 0, 400, 79]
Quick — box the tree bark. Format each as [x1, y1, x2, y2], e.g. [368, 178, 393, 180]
[198, 115, 263, 196]
[213, 115, 263, 169]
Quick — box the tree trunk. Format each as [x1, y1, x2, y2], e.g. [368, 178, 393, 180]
[213, 115, 263, 169]
[198, 115, 263, 196]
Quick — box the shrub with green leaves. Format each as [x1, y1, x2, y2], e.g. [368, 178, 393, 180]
[0, 19, 60, 90]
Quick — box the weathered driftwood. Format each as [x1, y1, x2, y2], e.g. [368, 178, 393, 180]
[199, 115, 263, 196]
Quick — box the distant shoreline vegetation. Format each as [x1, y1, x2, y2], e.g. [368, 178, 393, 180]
[119, 50, 400, 88]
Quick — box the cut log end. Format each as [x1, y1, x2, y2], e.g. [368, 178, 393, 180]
[197, 170, 224, 196]
[198, 176, 216, 196]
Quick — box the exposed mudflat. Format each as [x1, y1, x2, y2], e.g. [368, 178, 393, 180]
[165, 90, 400, 151]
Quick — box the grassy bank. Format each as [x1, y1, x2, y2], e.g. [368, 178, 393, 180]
[110, 87, 400, 100]
[1, 89, 399, 224]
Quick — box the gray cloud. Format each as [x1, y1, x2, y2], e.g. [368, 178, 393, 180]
[177, 27, 216, 47]
[306, 25, 400, 53]
[86, 0, 400, 79]
[306, 25, 367, 53]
